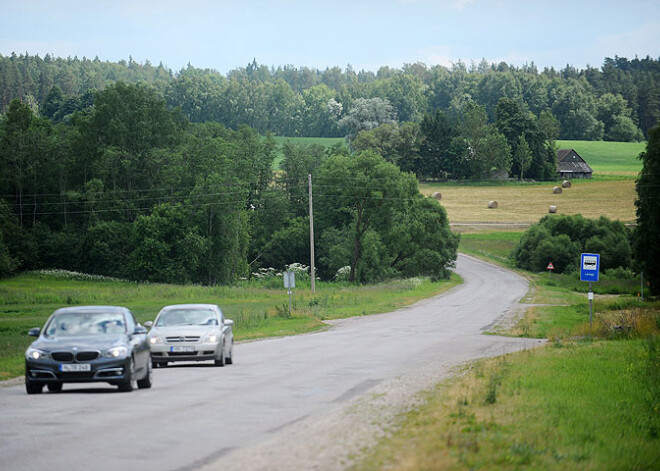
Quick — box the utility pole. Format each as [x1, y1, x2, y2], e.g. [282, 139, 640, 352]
[308, 174, 316, 293]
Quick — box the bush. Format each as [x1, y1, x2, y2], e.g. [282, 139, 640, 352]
[512, 214, 632, 274]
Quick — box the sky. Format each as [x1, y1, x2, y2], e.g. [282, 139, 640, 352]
[1, 0, 659, 74]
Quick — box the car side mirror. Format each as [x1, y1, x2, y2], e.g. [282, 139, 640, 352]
[224, 319, 234, 326]
[144, 321, 153, 328]
[133, 325, 148, 335]
[28, 327, 40, 337]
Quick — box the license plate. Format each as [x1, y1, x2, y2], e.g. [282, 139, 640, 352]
[60, 363, 91, 372]
[170, 346, 195, 353]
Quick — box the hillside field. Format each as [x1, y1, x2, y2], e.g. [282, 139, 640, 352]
[271, 137, 644, 176]
[556, 139, 645, 175]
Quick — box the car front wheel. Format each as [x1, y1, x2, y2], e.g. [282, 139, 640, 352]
[137, 358, 153, 389]
[118, 358, 136, 392]
[214, 343, 225, 367]
[26, 377, 44, 395]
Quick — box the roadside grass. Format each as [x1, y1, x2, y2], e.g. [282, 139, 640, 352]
[357, 334, 660, 471]
[0, 271, 459, 381]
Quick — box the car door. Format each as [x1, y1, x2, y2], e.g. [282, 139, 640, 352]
[128, 311, 150, 375]
[219, 308, 233, 358]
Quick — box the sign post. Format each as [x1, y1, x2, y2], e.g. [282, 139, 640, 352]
[283, 271, 295, 318]
[546, 262, 554, 281]
[580, 253, 600, 329]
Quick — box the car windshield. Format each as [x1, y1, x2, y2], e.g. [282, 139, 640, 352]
[155, 309, 218, 327]
[44, 311, 127, 337]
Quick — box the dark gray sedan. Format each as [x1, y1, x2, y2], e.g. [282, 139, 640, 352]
[25, 306, 152, 394]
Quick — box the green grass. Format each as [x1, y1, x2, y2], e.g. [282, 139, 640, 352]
[557, 139, 646, 177]
[459, 231, 522, 267]
[357, 337, 660, 471]
[269, 136, 346, 169]
[0, 270, 459, 380]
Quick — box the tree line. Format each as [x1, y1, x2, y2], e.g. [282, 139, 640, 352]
[1, 53, 658, 142]
[0, 82, 458, 284]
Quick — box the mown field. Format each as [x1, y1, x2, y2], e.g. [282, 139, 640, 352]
[421, 179, 636, 225]
[355, 233, 660, 471]
[421, 140, 643, 226]
[272, 138, 643, 226]
[0, 271, 460, 380]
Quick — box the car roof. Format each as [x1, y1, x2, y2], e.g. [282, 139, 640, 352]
[52, 306, 131, 315]
[159, 304, 219, 311]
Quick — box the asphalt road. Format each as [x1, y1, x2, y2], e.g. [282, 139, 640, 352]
[0, 254, 544, 471]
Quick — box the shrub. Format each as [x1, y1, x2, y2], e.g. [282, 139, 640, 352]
[512, 214, 632, 274]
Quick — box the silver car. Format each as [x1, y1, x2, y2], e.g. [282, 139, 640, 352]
[145, 304, 234, 367]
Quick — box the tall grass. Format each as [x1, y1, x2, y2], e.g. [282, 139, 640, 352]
[358, 331, 660, 470]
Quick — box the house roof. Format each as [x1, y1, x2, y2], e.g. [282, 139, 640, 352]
[556, 149, 593, 174]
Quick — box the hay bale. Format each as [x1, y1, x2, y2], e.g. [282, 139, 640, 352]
[432, 192, 442, 200]
[553, 186, 562, 194]
[562, 180, 572, 188]
[549, 205, 558, 213]
[488, 201, 498, 209]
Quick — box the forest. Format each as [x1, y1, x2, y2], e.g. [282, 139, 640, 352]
[1, 53, 659, 285]
[0, 82, 458, 284]
[1, 53, 658, 141]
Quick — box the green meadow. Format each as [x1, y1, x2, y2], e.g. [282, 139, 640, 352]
[556, 139, 646, 176]
[270, 136, 345, 169]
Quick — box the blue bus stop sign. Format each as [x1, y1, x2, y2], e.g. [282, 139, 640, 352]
[580, 253, 600, 282]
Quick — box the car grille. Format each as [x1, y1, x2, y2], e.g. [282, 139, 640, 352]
[166, 336, 200, 343]
[76, 351, 99, 361]
[51, 352, 74, 362]
[50, 351, 100, 362]
[168, 351, 198, 356]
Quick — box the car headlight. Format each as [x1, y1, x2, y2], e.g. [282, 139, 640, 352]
[26, 347, 48, 360]
[149, 335, 163, 345]
[105, 346, 129, 358]
[202, 332, 219, 343]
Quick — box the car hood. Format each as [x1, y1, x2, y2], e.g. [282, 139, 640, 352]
[30, 335, 128, 352]
[149, 325, 219, 337]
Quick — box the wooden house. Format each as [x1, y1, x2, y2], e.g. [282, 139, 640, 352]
[556, 149, 593, 179]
